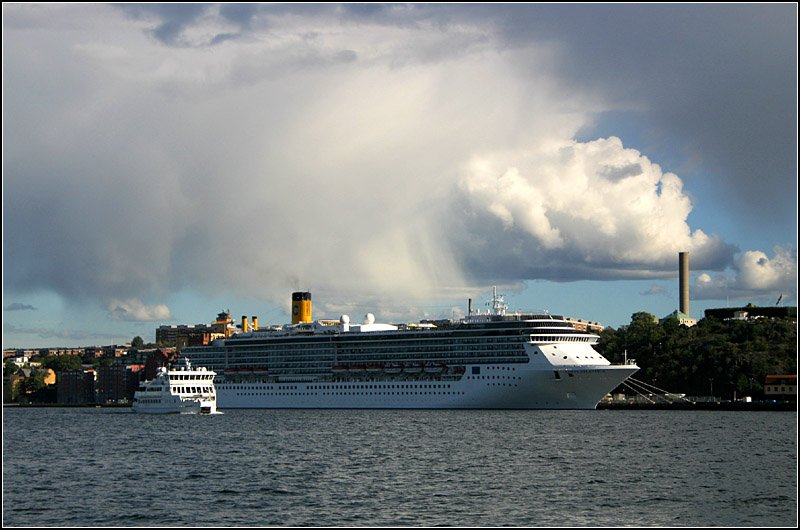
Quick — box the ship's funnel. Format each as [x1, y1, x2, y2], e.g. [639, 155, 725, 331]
[252, 316, 258, 331]
[292, 292, 312, 324]
[241, 315, 249, 333]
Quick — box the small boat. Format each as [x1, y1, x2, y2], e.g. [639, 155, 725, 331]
[404, 363, 422, 374]
[384, 364, 402, 375]
[132, 357, 217, 414]
[424, 363, 445, 374]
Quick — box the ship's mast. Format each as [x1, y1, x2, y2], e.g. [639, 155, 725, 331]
[489, 286, 507, 316]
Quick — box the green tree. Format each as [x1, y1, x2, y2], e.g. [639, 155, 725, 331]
[598, 312, 796, 398]
[20, 368, 47, 395]
[4, 360, 21, 376]
[41, 354, 83, 372]
[131, 336, 145, 349]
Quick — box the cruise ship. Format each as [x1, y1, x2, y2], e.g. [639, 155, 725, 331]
[180, 290, 638, 410]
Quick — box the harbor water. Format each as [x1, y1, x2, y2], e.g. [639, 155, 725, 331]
[3, 407, 797, 526]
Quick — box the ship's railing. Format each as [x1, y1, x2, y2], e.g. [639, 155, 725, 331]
[462, 310, 558, 323]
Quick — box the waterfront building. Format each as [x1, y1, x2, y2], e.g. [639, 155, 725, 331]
[659, 310, 697, 328]
[764, 375, 797, 400]
[143, 349, 179, 381]
[704, 305, 797, 321]
[57, 370, 96, 404]
[95, 363, 145, 404]
[564, 317, 605, 333]
[156, 323, 215, 346]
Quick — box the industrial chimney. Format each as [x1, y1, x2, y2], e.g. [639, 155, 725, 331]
[679, 252, 690, 316]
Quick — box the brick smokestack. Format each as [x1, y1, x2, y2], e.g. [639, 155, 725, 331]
[679, 251, 689, 316]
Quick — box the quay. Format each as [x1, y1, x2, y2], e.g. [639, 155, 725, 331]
[4, 401, 795, 411]
[597, 400, 795, 412]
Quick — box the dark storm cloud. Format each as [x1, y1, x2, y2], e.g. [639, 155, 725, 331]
[119, 4, 210, 45]
[315, 3, 795, 230]
[115, 3, 433, 48]
[228, 3, 796, 226]
[218, 3, 261, 29]
[3, 322, 127, 343]
[2, 3, 795, 320]
[467, 4, 797, 226]
[2, 171, 173, 304]
[4, 303, 38, 311]
[117, 3, 269, 47]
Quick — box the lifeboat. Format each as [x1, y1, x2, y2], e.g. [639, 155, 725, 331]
[404, 363, 422, 374]
[424, 363, 445, 374]
[384, 364, 402, 375]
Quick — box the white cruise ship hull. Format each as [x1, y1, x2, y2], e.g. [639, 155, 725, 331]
[216, 365, 637, 410]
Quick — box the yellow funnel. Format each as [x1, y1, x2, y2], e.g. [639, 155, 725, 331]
[291, 292, 312, 324]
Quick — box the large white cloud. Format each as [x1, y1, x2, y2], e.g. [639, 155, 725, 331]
[695, 246, 797, 301]
[450, 137, 735, 281]
[108, 298, 172, 322]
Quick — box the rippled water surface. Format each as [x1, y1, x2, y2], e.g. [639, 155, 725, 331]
[3, 408, 797, 526]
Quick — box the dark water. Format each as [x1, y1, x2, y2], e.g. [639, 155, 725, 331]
[3, 408, 796, 527]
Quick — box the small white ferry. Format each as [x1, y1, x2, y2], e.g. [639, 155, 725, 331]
[132, 357, 217, 414]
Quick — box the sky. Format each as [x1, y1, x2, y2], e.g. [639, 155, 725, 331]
[2, 3, 797, 348]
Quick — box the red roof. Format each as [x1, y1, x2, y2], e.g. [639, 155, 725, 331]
[765, 374, 797, 384]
